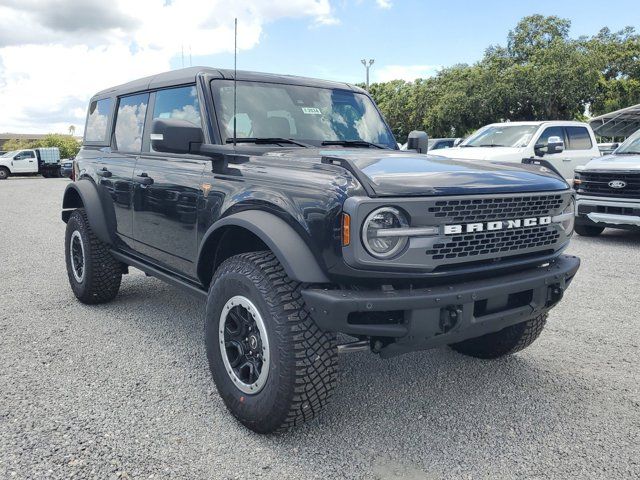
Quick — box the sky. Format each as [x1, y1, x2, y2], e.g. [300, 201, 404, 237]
[1, 0, 639, 134]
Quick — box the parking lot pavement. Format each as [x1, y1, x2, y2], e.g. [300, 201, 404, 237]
[0, 177, 638, 479]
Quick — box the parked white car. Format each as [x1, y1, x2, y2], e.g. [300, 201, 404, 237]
[434, 121, 600, 181]
[573, 128, 640, 236]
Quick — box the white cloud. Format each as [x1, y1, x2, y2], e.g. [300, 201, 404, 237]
[376, 0, 393, 9]
[374, 64, 441, 82]
[0, 0, 338, 134]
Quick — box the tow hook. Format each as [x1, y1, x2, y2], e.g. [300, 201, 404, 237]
[547, 284, 564, 306]
[439, 305, 462, 333]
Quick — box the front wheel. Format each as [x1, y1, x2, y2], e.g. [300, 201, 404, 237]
[450, 314, 548, 359]
[205, 251, 338, 433]
[0, 167, 9, 180]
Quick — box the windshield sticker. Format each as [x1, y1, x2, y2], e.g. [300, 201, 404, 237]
[301, 107, 322, 115]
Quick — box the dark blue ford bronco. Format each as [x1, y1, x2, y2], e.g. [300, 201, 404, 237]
[62, 67, 580, 433]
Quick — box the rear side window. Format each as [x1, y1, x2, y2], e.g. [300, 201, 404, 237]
[114, 93, 149, 152]
[150, 86, 201, 152]
[566, 127, 593, 150]
[85, 98, 112, 143]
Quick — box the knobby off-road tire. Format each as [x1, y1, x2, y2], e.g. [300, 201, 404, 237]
[205, 251, 338, 434]
[65, 209, 122, 304]
[575, 224, 605, 237]
[450, 313, 548, 359]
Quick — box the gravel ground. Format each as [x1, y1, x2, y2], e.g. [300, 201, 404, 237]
[1, 177, 638, 479]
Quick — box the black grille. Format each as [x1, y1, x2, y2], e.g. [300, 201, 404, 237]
[425, 226, 560, 260]
[428, 194, 563, 223]
[577, 171, 640, 198]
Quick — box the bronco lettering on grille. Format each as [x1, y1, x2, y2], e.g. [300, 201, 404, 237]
[444, 216, 552, 235]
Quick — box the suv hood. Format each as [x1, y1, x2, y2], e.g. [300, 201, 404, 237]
[267, 149, 568, 196]
[581, 153, 640, 171]
[431, 146, 525, 161]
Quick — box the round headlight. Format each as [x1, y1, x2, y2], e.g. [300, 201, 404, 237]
[562, 197, 575, 234]
[362, 207, 409, 259]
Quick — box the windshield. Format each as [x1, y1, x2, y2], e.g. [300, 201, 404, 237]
[461, 125, 538, 148]
[1, 150, 18, 157]
[615, 129, 640, 155]
[211, 80, 397, 149]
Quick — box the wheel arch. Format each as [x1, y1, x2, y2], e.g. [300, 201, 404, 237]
[61, 180, 116, 245]
[197, 210, 330, 287]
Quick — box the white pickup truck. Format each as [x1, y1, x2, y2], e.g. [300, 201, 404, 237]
[0, 147, 62, 179]
[573, 128, 640, 236]
[434, 121, 601, 181]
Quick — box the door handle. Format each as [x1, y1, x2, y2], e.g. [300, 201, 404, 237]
[97, 167, 112, 178]
[136, 172, 154, 185]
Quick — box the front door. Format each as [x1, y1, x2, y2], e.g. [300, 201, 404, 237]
[12, 150, 37, 173]
[132, 84, 206, 277]
[133, 156, 206, 276]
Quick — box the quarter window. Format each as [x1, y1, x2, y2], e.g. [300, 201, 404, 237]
[150, 86, 201, 151]
[85, 98, 112, 143]
[566, 127, 592, 150]
[115, 93, 149, 152]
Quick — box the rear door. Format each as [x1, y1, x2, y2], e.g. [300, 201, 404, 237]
[132, 85, 207, 277]
[99, 92, 149, 246]
[564, 126, 599, 171]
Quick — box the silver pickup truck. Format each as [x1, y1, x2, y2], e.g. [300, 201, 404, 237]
[574, 128, 640, 236]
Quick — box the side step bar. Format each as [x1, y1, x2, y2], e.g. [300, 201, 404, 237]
[110, 250, 208, 300]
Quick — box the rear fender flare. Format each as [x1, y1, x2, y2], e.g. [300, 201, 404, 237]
[61, 180, 116, 245]
[198, 210, 330, 284]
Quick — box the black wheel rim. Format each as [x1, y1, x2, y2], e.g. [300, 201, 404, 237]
[219, 296, 270, 394]
[70, 230, 85, 283]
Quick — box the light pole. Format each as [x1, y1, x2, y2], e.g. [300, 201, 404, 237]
[361, 59, 374, 89]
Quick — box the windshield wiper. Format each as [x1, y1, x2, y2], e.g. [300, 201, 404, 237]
[321, 140, 386, 149]
[478, 144, 507, 147]
[615, 151, 640, 155]
[226, 137, 312, 148]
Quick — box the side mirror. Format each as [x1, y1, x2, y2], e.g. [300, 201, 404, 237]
[611, 142, 619, 150]
[151, 118, 203, 154]
[535, 135, 565, 156]
[407, 130, 429, 153]
[546, 136, 565, 154]
[453, 138, 463, 147]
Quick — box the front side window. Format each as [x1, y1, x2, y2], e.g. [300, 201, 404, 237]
[85, 98, 112, 143]
[615, 129, 640, 155]
[150, 86, 201, 152]
[461, 125, 539, 148]
[211, 80, 396, 149]
[114, 93, 149, 152]
[536, 126, 565, 147]
[16, 151, 35, 159]
[565, 127, 593, 150]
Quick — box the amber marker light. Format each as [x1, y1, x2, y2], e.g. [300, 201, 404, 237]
[342, 213, 351, 246]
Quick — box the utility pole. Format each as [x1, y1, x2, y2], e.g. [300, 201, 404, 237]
[361, 59, 374, 89]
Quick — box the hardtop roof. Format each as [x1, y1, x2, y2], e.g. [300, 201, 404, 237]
[92, 66, 365, 99]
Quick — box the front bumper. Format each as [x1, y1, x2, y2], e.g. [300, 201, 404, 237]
[302, 254, 580, 357]
[576, 195, 640, 229]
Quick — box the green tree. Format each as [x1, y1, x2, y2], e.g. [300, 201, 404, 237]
[33, 134, 81, 159]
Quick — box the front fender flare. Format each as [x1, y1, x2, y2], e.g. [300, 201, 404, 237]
[61, 180, 116, 245]
[198, 210, 330, 284]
